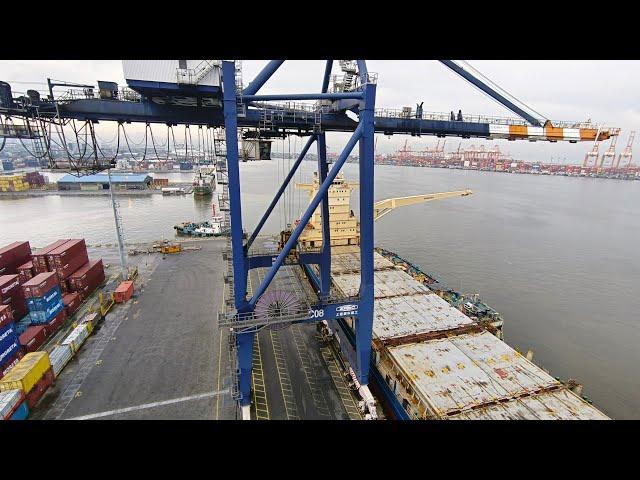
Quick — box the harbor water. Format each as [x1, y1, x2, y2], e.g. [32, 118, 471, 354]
[0, 161, 638, 419]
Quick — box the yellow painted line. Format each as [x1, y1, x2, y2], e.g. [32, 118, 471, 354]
[269, 330, 300, 420]
[251, 333, 270, 420]
[216, 333, 223, 420]
[216, 281, 226, 420]
[291, 325, 330, 416]
[320, 347, 362, 420]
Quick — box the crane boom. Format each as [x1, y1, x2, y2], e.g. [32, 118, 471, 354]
[374, 189, 473, 221]
[439, 60, 546, 127]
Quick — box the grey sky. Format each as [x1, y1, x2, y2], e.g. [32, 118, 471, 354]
[2, 60, 638, 162]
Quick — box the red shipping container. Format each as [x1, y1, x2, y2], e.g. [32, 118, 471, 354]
[73, 269, 105, 301]
[0, 349, 24, 379]
[0, 274, 21, 303]
[0, 304, 13, 329]
[68, 259, 104, 291]
[114, 281, 134, 303]
[19, 325, 47, 353]
[0, 242, 31, 276]
[46, 239, 87, 273]
[21, 272, 59, 298]
[32, 239, 69, 274]
[25, 368, 54, 408]
[44, 309, 67, 338]
[62, 292, 81, 317]
[9, 294, 28, 323]
[17, 261, 34, 284]
[55, 252, 90, 282]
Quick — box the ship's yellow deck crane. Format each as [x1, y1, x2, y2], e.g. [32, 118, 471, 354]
[294, 174, 473, 249]
[373, 189, 473, 221]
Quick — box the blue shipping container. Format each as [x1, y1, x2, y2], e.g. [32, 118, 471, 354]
[14, 317, 31, 336]
[29, 298, 64, 325]
[9, 400, 29, 420]
[0, 323, 18, 356]
[26, 286, 62, 312]
[0, 339, 19, 369]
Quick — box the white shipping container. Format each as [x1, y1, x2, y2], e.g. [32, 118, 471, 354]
[49, 345, 73, 377]
[0, 389, 23, 419]
[387, 331, 561, 417]
[333, 269, 430, 299]
[61, 324, 89, 353]
[449, 388, 609, 420]
[373, 293, 474, 341]
[331, 251, 395, 275]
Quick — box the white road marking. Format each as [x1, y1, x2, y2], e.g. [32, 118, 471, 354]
[68, 389, 230, 420]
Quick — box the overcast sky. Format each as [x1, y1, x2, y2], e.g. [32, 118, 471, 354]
[2, 60, 638, 162]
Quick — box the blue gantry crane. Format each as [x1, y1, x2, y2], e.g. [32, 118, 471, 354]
[0, 60, 618, 419]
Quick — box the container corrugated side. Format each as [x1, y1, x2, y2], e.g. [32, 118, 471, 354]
[9, 399, 29, 420]
[0, 388, 24, 419]
[386, 331, 560, 418]
[449, 388, 610, 420]
[373, 293, 474, 341]
[61, 324, 89, 353]
[49, 345, 73, 377]
[0, 351, 51, 393]
[332, 269, 431, 299]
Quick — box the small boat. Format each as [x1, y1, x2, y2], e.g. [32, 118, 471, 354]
[174, 215, 227, 237]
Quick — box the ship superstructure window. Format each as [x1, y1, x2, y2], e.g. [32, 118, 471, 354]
[178, 60, 187, 69]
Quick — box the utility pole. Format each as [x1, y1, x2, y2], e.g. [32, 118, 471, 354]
[107, 167, 128, 279]
[89, 120, 127, 279]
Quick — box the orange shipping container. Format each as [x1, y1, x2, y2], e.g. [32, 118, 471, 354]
[114, 281, 134, 303]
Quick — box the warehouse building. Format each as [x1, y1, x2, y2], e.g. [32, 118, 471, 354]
[57, 173, 152, 191]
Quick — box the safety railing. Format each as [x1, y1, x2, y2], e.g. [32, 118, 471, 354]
[374, 107, 598, 129]
[54, 87, 142, 103]
[219, 294, 361, 331]
[176, 60, 220, 85]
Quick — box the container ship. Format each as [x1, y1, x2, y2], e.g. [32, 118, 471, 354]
[193, 166, 215, 196]
[291, 173, 609, 420]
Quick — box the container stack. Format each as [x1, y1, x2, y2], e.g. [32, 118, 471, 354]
[0, 173, 29, 192]
[0, 239, 106, 386]
[31, 239, 69, 274]
[45, 239, 89, 293]
[21, 272, 67, 351]
[62, 292, 81, 317]
[0, 241, 32, 276]
[0, 274, 28, 324]
[0, 304, 23, 379]
[24, 171, 45, 189]
[0, 351, 54, 410]
[68, 259, 105, 300]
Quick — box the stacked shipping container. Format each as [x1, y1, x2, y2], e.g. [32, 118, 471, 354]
[0, 352, 54, 409]
[0, 174, 29, 192]
[0, 239, 105, 384]
[46, 239, 89, 289]
[329, 248, 610, 420]
[68, 259, 105, 300]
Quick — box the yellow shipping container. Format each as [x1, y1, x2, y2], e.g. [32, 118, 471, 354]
[0, 352, 51, 394]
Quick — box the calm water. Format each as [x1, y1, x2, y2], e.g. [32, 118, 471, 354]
[1, 162, 639, 419]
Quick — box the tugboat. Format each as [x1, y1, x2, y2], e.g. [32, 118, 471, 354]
[174, 203, 228, 237]
[193, 166, 215, 196]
